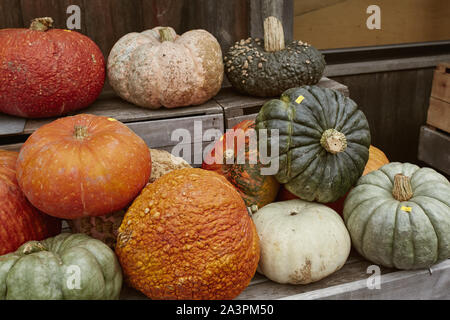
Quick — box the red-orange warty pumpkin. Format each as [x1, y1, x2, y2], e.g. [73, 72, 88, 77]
[278, 146, 389, 215]
[202, 120, 279, 209]
[16, 114, 151, 219]
[0, 18, 105, 118]
[0, 150, 61, 255]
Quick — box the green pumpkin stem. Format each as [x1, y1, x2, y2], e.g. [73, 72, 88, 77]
[159, 28, 175, 42]
[22, 242, 47, 255]
[30, 17, 54, 31]
[392, 174, 413, 201]
[264, 16, 285, 52]
[320, 129, 347, 154]
[74, 125, 89, 140]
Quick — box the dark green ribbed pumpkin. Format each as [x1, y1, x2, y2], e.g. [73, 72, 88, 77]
[344, 162, 450, 270]
[255, 85, 371, 203]
[224, 16, 325, 97]
[0, 233, 122, 300]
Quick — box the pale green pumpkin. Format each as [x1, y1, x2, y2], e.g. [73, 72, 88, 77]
[0, 233, 122, 300]
[344, 162, 450, 270]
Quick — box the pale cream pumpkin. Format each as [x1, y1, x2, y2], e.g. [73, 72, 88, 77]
[252, 199, 351, 284]
[107, 27, 224, 109]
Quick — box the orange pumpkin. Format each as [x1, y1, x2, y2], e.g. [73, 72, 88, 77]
[0, 150, 61, 255]
[202, 120, 279, 209]
[277, 145, 389, 215]
[16, 114, 151, 219]
[116, 168, 260, 300]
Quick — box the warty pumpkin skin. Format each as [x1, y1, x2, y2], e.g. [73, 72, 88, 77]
[256, 85, 371, 203]
[0, 150, 61, 256]
[225, 16, 325, 97]
[0, 18, 105, 118]
[0, 233, 122, 300]
[252, 199, 350, 284]
[344, 162, 450, 270]
[108, 27, 223, 109]
[16, 114, 151, 219]
[202, 120, 280, 210]
[277, 145, 389, 215]
[115, 168, 260, 300]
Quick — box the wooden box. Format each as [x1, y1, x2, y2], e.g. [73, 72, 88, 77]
[0, 93, 224, 167]
[216, 77, 349, 129]
[418, 125, 450, 176]
[426, 62, 450, 133]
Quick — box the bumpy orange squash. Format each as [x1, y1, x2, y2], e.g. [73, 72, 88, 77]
[202, 120, 279, 209]
[115, 168, 260, 300]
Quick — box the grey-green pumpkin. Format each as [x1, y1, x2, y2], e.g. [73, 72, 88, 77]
[0, 233, 122, 300]
[344, 162, 450, 270]
[255, 85, 371, 203]
[224, 16, 325, 97]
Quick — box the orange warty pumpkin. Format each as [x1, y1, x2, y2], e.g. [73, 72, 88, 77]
[277, 145, 389, 215]
[16, 114, 151, 219]
[202, 120, 279, 209]
[116, 168, 260, 300]
[0, 150, 61, 255]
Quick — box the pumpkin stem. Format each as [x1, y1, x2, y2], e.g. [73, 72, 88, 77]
[74, 126, 89, 140]
[392, 174, 413, 201]
[159, 28, 175, 42]
[30, 17, 54, 31]
[320, 129, 347, 154]
[22, 242, 47, 255]
[264, 16, 285, 52]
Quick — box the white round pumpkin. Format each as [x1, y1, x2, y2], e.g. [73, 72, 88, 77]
[107, 26, 223, 109]
[252, 199, 351, 284]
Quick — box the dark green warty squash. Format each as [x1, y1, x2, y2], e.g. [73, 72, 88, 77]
[224, 16, 325, 97]
[344, 162, 450, 270]
[0, 233, 122, 300]
[255, 85, 371, 203]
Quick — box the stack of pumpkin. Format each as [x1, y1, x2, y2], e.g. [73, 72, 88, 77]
[1, 15, 450, 301]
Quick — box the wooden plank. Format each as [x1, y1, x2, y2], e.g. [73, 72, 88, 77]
[431, 64, 450, 103]
[427, 97, 450, 133]
[0, 143, 23, 152]
[418, 125, 450, 175]
[332, 68, 435, 164]
[0, 0, 24, 28]
[249, 0, 294, 41]
[282, 260, 450, 300]
[126, 113, 224, 149]
[294, 0, 450, 50]
[0, 115, 26, 136]
[22, 97, 223, 135]
[325, 55, 450, 77]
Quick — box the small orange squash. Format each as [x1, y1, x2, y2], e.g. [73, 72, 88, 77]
[202, 120, 279, 209]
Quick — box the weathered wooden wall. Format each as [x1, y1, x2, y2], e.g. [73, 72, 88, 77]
[0, 0, 293, 58]
[330, 67, 435, 165]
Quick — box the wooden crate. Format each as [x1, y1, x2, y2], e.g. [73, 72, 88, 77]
[0, 92, 224, 167]
[427, 62, 450, 133]
[119, 251, 450, 300]
[215, 77, 349, 129]
[418, 125, 450, 176]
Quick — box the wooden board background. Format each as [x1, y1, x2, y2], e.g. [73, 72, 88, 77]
[330, 67, 435, 165]
[294, 0, 450, 49]
[0, 0, 294, 59]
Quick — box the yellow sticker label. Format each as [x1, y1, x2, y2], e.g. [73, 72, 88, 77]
[107, 118, 117, 122]
[64, 29, 72, 32]
[401, 206, 412, 212]
[296, 95, 305, 104]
